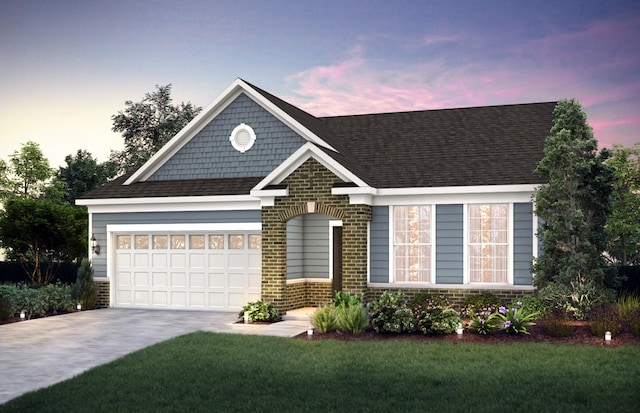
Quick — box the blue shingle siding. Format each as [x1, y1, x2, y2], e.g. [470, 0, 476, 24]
[435, 204, 464, 284]
[513, 202, 534, 285]
[148, 93, 307, 181]
[369, 206, 390, 283]
[90, 210, 261, 277]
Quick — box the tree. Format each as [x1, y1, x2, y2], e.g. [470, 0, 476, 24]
[46, 150, 117, 205]
[532, 99, 616, 317]
[110, 84, 201, 173]
[0, 198, 87, 284]
[605, 144, 640, 266]
[0, 141, 53, 199]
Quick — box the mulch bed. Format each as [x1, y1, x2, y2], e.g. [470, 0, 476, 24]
[298, 321, 640, 347]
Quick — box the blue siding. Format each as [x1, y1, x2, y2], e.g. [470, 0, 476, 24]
[91, 210, 261, 277]
[286, 214, 331, 280]
[435, 204, 463, 284]
[303, 214, 330, 279]
[149, 93, 307, 181]
[369, 206, 389, 283]
[286, 216, 303, 280]
[513, 202, 534, 285]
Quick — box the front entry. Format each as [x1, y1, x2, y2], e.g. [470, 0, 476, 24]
[332, 226, 343, 293]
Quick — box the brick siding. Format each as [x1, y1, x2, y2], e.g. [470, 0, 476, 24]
[261, 158, 371, 312]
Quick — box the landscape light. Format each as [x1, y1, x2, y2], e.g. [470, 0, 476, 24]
[605, 331, 612, 345]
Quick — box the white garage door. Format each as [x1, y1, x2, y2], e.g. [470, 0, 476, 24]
[113, 232, 261, 310]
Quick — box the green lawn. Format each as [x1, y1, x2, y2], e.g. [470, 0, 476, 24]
[1, 333, 639, 413]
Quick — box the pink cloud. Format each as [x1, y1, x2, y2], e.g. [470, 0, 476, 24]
[284, 15, 640, 149]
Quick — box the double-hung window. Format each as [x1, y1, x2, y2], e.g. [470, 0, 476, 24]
[468, 204, 509, 283]
[394, 206, 432, 282]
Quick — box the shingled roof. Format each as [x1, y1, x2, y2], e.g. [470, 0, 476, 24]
[80, 174, 263, 199]
[79, 90, 555, 200]
[320, 101, 555, 188]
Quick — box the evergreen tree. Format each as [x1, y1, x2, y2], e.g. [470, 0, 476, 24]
[533, 100, 616, 316]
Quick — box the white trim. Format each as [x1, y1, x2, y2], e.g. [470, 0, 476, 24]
[331, 186, 377, 195]
[388, 205, 394, 284]
[431, 205, 436, 284]
[368, 282, 536, 291]
[124, 78, 340, 185]
[87, 213, 94, 258]
[328, 220, 343, 281]
[464, 203, 513, 285]
[106, 222, 262, 233]
[389, 205, 436, 284]
[252, 142, 370, 191]
[376, 184, 538, 196]
[367, 220, 371, 283]
[229, 123, 256, 153]
[79, 197, 261, 214]
[286, 278, 332, 284]
[372, 190, 534, 206]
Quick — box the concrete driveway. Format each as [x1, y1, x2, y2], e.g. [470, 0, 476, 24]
[0, 308, 309, 405]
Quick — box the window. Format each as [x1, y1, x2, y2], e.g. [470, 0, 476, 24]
[229, 235, 244, 249]
[189, 235, 205, 249]
[116, 235, 131, 249]
[209, 235, 224, 249]
[171, 235, 185, 249]
[153, 235, 168, 249]
[468, 204, 509, 283]
[134, 235, 149, 249]
[394, 206, 432, 282]
[249, 234, 262, 249]
[229, 123, 256, 153]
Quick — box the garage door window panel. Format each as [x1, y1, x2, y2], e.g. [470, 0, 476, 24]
[209, 235, 224, 249]
[117, 235, 131, 249]
[153, 235, 168, 249]
[135, 235, 149, 249]
[171, 235, 185, 249]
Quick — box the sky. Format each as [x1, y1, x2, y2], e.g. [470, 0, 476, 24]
[1, 0, 639, 168]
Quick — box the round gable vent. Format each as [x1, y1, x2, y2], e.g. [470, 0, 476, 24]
[229, 123, 256, 153]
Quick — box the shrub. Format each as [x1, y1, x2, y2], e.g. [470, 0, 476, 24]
[71, 259, 98, 310]
[312, 306, 338, 333]
[460, 293, 501, 318]
[588, 305, 622, 337]
[238, 300, 280, 323]
[368, 291, 414, 333]
[40, 283, 74, 314]
[628, 307, 640, 337]
[539, 280, 614, 320]
[616, 291, 639, 324]
[410, 294, 460, 335]
[333, 291, 363, 308]
[335, 304, 369, 334]
[511, 295, 548, 318]
[12, 284, 47, 319]
[0, 295, 11, 320]
[542, 308, 576, 337]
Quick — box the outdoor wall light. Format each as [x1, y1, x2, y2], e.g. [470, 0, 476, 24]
[605, 331, 612, 345]
[19, 310, 25, 320]
[91, 234, 100, 255]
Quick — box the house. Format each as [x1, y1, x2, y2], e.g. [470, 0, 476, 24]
[76, 78, 555, 312]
